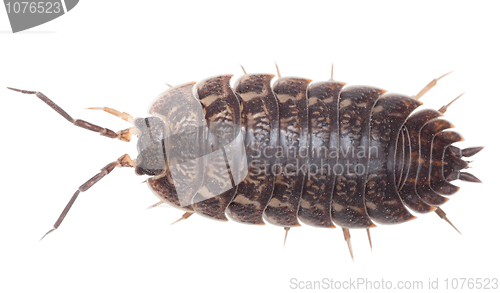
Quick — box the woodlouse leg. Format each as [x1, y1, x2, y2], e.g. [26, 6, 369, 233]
[147, 201, 163, 209]
[239, 64, 247, 74]
[7, 87, 133, 142]
[366, 229, 373, 252]
[342, 228, 354, 261]
[435, 207, 461, 235]
[438, 92, 465, 114]
[283, 227, 290, 248]
[330, 62, 334, 80]
[414, 71, 453, 99]
[86, 107, 135, 124]
[40, 154, 135, 241]
[274, 61, 281, 78]
[171, 212, 194, 225]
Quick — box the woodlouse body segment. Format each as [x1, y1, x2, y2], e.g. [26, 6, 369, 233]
[332, 86, 385, 229]
[430, 131, 463, 196]
[191, 75, 243, 221]
[364, 94, 422, 224]
[146, 82, 205, 211]
[415, 118, 454, 206]
[264, 77, 311, 227]
[9, 68, 483, 255]
[398, 109, 442, 214]
[298, 80, 344, 228]
[226, 74, 278, 225]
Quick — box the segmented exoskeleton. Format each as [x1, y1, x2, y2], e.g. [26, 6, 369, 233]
[9, 68, 482, 258]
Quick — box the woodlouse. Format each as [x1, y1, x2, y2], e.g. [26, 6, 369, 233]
[8, 66, 482, 259]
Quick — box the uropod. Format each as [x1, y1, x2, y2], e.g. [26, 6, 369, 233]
[8, 65, 482, 260]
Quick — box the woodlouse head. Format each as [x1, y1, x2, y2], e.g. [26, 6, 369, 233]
[134, 116, 167, 176]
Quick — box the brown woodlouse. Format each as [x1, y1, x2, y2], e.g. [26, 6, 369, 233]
[8, 66, 482, 259]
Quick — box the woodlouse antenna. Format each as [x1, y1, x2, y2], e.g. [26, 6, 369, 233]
[165, 82, 173, 88]
[342, 228, 354, 261]
[39, 190, 79, 241]
[438, 92, 465, 114]
[40, 154, 135, 241]
[7, 87, 134, 142]
[239, 64, 247, 75]
[435, 207, 461, 235]
[87, 106, 135, 124]
[283, 227, 290, 248]
[171, 212, 194, 225]
[414, 70, 454, 100]
[274, 61, 281, 78]
[366, 229, 373, 252]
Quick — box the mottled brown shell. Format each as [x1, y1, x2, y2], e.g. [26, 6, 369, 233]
[140, 73, 480, 230]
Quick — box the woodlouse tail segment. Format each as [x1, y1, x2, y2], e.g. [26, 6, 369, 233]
[342, 228, 354, 262]
[444, 145, 483, 183]
[399, 109, 441, 214]
[7, 87, 135, 142]
[39, 154, 135, 241]
[462, 147, 484, 157]
[458, 172, 482, 183]
[283, 227, 290, 248]
[435, 207, 461, 235]
[171, 212, 194, 225]
[446, 171, 460, 181]
[414, 71, 454, 100]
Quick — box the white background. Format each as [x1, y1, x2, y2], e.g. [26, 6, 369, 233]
[0, 1, 498, 292]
